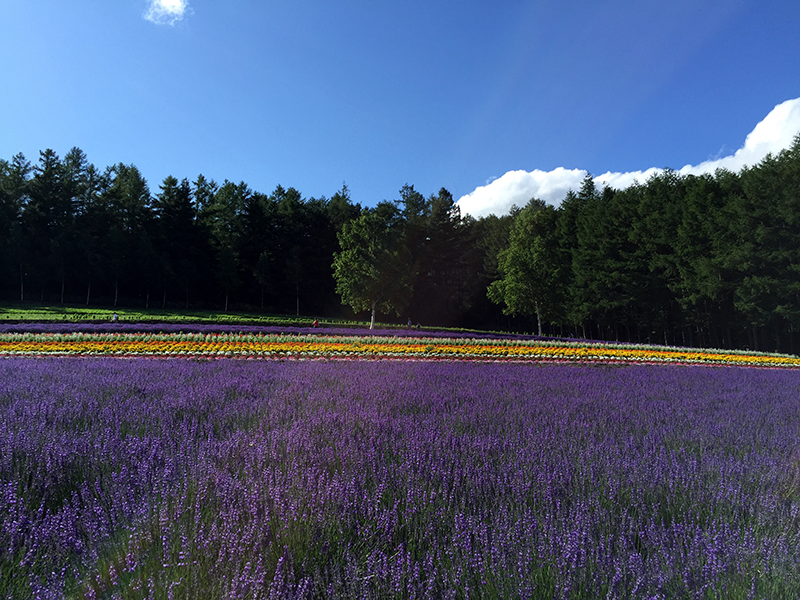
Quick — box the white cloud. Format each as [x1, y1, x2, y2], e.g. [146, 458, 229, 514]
[677, 97, 800, 176]
[457, 168, 586, 219]
[144, 0, 192, 26]
[457, 98, 800, 218]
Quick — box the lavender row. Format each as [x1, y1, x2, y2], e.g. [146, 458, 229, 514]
[2, 359, 800, 598]
[0, 321, 546, 341]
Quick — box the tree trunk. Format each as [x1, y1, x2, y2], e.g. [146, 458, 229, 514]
[225, 290, 229, 313]
[19, 266, 24, 302]
[370, 303, 376, 330]
[85, 281, 91, 306]
[535, 304, 543, 337]
[146, 289, 150, 310]
[296, 282, 300, 317]
[114, 279, 119, 307]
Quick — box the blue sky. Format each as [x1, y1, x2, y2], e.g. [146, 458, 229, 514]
[2, 0, 799, 217]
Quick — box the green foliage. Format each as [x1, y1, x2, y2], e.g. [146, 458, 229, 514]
[332, 202, 414, 328]
[3, 137, 800, 346]
[485, 136, 800, 349]
[488, 199, 566, 335]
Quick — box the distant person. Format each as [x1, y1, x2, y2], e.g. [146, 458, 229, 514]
[112, 312, 118, 322]
[312, 318, 319, 328]
[407, 318, 412, 329]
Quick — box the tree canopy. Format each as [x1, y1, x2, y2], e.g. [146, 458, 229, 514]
[2, 137, 800, 352]
[332, 202, 413, 328]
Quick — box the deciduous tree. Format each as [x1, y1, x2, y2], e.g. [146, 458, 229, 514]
[332, 202, 413, 328]
[488, 199, 565, 336]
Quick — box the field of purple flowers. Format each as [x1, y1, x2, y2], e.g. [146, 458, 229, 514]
[2, 358, 800, 598]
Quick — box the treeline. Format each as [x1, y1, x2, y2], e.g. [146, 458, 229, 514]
[489, 135, 800, 353]
[0, 148, 504, 327]
[1, 138, 799, 351]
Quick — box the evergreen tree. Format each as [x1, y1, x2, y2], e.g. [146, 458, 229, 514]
[201, 179, 245, 311]
[152, 176, 205, 309]
[326, 183, 361, 232]
[103, 164, 153, 306]
[406, 188, 470, 325]
[0, 154, 30, 300]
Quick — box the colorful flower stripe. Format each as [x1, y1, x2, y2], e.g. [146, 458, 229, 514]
[1, 331, 799, 367]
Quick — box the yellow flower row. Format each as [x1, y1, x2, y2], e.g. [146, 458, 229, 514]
[1, 333, 799, 368]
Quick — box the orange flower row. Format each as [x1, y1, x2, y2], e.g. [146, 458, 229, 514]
[1, 332, 799, 368]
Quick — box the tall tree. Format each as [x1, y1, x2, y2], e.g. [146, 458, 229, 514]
[728, 138, 800, 351]
[488, 199, 565, 336]
[104, 164, 153, 305]
[326, 183, 361, 232]
[569, 175, 604, 335]
[555, 181, 594, 333]
[152, 176, 205, 309]
[25, 149, 66, 301]
[302, 195, 343, 315]
[332, 202, 413, 328]
[0, 154, 31, 300]
[630, 170, 684, 344]
[408, 188, 474, 325]
[274, 185, 308, 314]
[673, 171, 737, 346]
[201, 179, 245, 311]
[72, 159, 109, 305]
[239, 191, 277, 308]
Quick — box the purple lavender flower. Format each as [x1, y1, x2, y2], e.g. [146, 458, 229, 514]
[1, 359, 799, 598]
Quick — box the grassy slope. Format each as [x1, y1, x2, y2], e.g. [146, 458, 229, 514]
[0, 304, 508, 337]
[0, 304, 359, 327]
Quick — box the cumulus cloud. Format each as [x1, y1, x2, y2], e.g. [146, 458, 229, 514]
[677, 97, 800, 176]
[457, 98, 800, 218]
[144, 0, 192, 26]
[457, 168, 586, 219]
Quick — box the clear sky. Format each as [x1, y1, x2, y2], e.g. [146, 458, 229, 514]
[2, 0, 799, 217]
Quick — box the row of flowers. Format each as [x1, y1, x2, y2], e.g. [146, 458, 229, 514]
[1, 331, 799, 368]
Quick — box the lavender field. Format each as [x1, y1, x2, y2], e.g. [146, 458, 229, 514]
[2, 358, 800, 599]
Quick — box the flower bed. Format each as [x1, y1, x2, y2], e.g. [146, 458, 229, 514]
[1, 330, 798, 368]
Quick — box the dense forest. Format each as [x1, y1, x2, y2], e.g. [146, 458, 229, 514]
[0, 149, 504, 329]
[1, 136, 799, 351]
